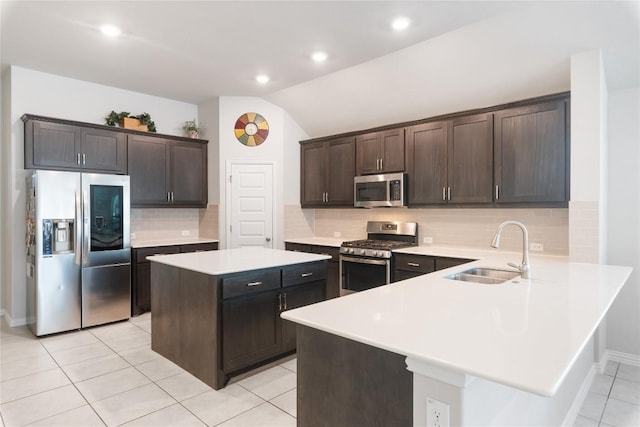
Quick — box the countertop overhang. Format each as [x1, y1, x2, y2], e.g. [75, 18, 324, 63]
[148, 247, 331, 276]
[281, 250, 632, 397]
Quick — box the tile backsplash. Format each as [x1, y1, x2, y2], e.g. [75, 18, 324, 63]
[130, 208, 200, 241]
[286, 205, 569, 255]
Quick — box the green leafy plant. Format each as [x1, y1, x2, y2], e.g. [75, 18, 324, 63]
[104, 110, 157, 132]
[183, 119, 200, 133]
[105, 111, 130, 126]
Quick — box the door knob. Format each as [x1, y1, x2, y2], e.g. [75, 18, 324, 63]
[266, 237, 271, 242]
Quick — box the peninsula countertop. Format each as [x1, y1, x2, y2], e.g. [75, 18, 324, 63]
[281, 251, 632, 397]
[147, 246, 331, 276]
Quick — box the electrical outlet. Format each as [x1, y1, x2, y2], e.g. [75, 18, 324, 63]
[423, 236, 433, 244]
[181, 230, 190, 237]
[334, 231, 341, 237]
[530, 242, 544, 252]
[426, 397, 450, 427]
[130, 232, 136, 240]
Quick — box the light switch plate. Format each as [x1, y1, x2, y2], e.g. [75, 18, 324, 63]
[530, 242, 544, 251]
[334, 231, 341, 237]
[181, 230, 190, 237]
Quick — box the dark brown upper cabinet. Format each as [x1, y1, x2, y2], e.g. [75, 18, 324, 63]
[24, 117, 126, 174]
[447, 113, 494, 204]
[406, 121, 448, 205]
[494, 100, 568, 204]
[300, 136, 355, 208]
[407, 114, 493, 206]
[128, 135, 207, 208]
[356, 128, 405, 175]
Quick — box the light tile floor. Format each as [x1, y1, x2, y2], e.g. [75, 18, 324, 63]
[2, 315, 639, 426]
[0, 314, 296, 426]
[575, 361, 640, 427]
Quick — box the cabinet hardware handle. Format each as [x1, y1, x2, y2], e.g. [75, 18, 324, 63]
[247, 281, 262, 286]
[278, 293, 282, 310]
[442, 187, 446, 201]
[171, 192, 174, 202]
[301, 272, 313, 277]
[447, 187, 451, 201]
[380, 158, 383, 170]
[325, 192, 329, 203]
[495, 185, 499, 200]
[408, 262, 420, 267]
[77, 153, 81, 165]
[376, 159, 380, 170]
[167, 192, 170, 202]
[82, 153, 86, 165]
[283, 293, 287, 310]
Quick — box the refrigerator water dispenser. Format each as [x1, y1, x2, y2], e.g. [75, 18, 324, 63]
[53, 219, 74, 253]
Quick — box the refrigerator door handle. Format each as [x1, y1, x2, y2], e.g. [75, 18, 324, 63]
[75, 191, 82, 265]
[82, 190, 89, 265]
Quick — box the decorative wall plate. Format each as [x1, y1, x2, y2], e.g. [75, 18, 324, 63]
[234, 112, 269, 146]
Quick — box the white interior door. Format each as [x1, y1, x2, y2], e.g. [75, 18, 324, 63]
[229, 163, 274, 248]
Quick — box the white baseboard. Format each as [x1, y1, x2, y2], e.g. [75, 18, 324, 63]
[562, 364, 596, 427]
[563, 348, 640, 426]
[606, 349, 640, 367]
[2, 311, 27, 328]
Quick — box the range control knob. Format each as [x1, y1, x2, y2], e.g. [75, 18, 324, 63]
[348, 248, 354, 254]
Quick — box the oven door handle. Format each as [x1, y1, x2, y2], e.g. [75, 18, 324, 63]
[340, 255, 389, 266]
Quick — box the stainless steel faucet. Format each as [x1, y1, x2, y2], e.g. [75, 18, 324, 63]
[491, 221, 531, 279]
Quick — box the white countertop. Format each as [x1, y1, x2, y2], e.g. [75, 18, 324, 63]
[282, 251, 632, 397]
[285, 237, 344, 247]
[131, 237, 219, 248]
[148, 247, 331, 276]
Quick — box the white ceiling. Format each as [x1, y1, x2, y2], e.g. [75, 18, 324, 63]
[2, 1, 639, 137]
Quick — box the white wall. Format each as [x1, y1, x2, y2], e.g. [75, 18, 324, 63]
[217, 97, 284, 249]
[1, 66, 198, 325]
[282, 111, 309, 205]
[198, 96, 220, 204]
[606, 86, 640, 356]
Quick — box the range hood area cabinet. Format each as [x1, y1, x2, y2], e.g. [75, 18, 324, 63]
[22, 114, 208, 209]
[127, 134, 208, 208]
[300, 136, 355, 208]
[299, 92, 569, 208]
[356, 128, 405, 175]
[23, 115, 127, 174]
[406, 113, 494, 206]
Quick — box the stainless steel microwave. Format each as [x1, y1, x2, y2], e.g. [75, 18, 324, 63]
[354, 173, 407, 208]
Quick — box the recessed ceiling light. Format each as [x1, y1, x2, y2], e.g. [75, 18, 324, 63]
[311, 51, 328, 63]
[256, 75, 270, 84]
[100, 24, 121, 38]
[391, 17, 410, 31]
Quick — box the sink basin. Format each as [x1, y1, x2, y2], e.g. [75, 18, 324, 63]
[444, 267, 521, 285]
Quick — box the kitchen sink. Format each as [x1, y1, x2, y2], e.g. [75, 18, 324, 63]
[444, 267, 521, 285]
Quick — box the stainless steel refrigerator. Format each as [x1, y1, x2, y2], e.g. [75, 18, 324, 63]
[26, 170, 131, 336]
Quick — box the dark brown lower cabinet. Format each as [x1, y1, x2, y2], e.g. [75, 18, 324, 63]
[297, 325, 412, 427]
[222, 289, 281, 373]
[132, 242, 218, 315]
[151, 260, 327, 390]
[393, 253, 473, 282]
[285, 242, 340, 299]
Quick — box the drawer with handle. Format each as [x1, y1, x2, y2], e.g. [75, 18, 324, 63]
[394, 253, 435, 274]
[282, 261, 327, 287]
[222, 269, 281, 299]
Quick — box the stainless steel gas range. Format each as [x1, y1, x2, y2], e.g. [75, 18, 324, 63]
[339, 221, 418, 293]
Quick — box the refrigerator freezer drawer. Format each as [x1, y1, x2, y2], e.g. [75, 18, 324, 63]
[82, 263, 131, 327]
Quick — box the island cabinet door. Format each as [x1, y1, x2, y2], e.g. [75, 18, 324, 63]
[280, 280, 326, 351]
[222, 289, 281, 373]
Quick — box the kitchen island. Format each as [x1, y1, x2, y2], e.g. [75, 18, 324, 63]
[282, 250, 632, 426]
[148, 247, 330, 389]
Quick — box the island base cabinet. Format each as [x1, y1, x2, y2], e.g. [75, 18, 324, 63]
[297, 325, 412, 427]
[222, 290, 281, 373]
[151, 264, 220, 388]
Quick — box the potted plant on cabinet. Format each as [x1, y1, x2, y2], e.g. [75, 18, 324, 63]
[183, 119, 201, 138]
